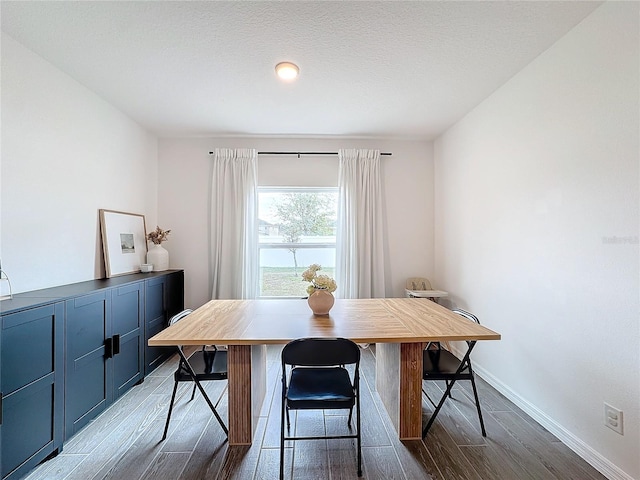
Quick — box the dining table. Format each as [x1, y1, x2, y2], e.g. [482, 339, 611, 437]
[148, 297, 501, 445]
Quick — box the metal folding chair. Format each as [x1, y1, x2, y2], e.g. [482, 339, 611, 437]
[161, 309, 228, 440]
[422, 309, 486, 438]
[280, 337, 362, 479]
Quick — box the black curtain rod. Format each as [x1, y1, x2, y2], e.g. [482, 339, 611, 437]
[208, 151, 392, 157]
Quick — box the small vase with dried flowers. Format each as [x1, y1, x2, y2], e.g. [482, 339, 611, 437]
[146, 226, 171, 272]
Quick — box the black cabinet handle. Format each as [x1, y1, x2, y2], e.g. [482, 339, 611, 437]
[105, 337, 113, 358]
[113, 334, 121, 355]
[0, 392, 3, 425]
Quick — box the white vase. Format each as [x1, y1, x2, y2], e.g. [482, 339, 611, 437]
[307, 289, 335, 315]
[147, 243, 169, 271]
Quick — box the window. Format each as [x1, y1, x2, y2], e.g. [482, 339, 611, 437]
[258, 187, 338, 297]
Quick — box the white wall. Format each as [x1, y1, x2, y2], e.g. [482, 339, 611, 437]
[1, 34, 158, 293]
[434, 3, 639, 479]
[158, 137, 433, 308]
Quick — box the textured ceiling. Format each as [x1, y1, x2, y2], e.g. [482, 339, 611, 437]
[1, 1, 601, 139]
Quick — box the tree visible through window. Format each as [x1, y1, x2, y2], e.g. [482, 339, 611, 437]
[258, 188, 337, 297]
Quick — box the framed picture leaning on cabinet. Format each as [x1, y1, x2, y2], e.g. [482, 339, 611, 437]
[99, 209, 148, 277]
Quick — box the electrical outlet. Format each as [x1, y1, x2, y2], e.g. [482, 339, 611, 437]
[604, 403, 623, 435]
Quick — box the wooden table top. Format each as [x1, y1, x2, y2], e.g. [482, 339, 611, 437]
[148, 298, 501, 346]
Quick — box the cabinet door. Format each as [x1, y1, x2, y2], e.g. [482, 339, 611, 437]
[65, 292, 111, 439]
[1, 303, 64, 480]
[111, 282, 144, 399]
[144, 272, 184, 375]
[144, 277, 170, 375]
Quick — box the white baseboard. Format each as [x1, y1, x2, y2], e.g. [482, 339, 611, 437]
[467, 358, 635, 480]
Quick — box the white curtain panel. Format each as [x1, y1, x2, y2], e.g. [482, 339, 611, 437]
[210, 148, 258, 299]
[336, 149, 386, 298]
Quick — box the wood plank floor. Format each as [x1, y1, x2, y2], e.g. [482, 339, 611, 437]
[25, 345, 607, 480]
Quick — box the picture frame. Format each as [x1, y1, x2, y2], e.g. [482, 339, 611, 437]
[99, 209, 148, 278]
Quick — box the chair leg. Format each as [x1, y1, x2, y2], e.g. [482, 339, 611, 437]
[347, 406, 353, 428]
[422, 378, 457, 438]
[162, 379, 180, 440]
[356, 395, 362, 477]
[423, 341, 479, 438]
[422, 386, 437, 408]
[469, 374, 487, 436]
[175, 348, 227, 436]
[190, 382, 197, 401]
[200, 387, 228, 435]
[280, 396, 286, 480]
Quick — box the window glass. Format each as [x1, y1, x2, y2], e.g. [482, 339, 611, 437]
[258, 188, 338, 297]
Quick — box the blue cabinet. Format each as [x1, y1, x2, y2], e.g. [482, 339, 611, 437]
[0, 270, 182, 480]
[0, 303, 64, 480]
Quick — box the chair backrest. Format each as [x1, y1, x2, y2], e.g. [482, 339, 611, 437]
[282, 337, 360, 367]
[406, 277, 432, 291]
[451, 309, 480, 325]
[169, 309, 193, 326]
[451, 309, 480, 347]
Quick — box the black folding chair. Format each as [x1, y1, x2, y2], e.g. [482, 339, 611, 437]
[422, 309, 486, 438]
[161, 309, 228, 440]
[280, 337, 362, 479]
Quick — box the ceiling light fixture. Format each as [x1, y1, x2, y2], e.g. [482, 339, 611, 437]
[275, 62, 299, 81]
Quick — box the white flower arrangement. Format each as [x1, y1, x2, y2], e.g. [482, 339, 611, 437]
[302, 264, 337, 295]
